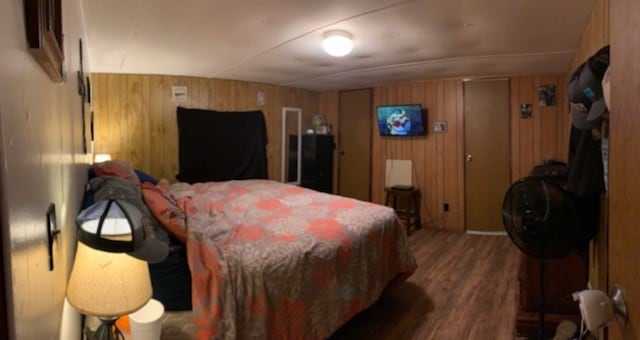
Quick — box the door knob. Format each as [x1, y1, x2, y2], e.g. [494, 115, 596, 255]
[465, 154, 473, 162]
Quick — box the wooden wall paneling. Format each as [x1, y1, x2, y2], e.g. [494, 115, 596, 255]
[139, 75, 152, 172]
[267, 85, 282, 182]
[233, 80, 249, 110]
[162, 76, 179, 181]
[455, 80, 465, 232]
[370, 87, 383, 204]
[398, 83, 412, 160]
[189, 76, 204, 108]
[517, 76, 535, 179]
[197, 78, 210, 111]
[148, 75, 165, 178]
[351, 74, 565, 232]
[206, 78, 217, 110]
[442, 79, 461, 231]
[126, 74, 142, 168]
[510, 74, 567, 182]
[92, 74, 321, 183]
[568, 0, 610, 76]
[385, 85, 400, 163]
[532, 77, 543, 164]
[410, 82, 427, 226]
[107, 74, 122, 160]
[610, 0, 640, 337]
[434, 81, 445, 229]
[510, 77, 521, 182]
[565, 0, 610, 310]
[211, 79, 234, 110]
[556, 74, 570, 162]
[93, 74, 109, 157]
[118, 75, 129, 162]
[537, 75, 556, 161]
[424, 81, 439, 228]
[319, 91, 339, 193]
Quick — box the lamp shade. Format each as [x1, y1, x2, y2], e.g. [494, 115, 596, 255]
[322, 30, 353, 57]
[66, 242, 152, 317]
[94, 153, 112, 163]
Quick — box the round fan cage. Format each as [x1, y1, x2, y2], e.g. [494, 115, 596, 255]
[502, 176, 581, 260]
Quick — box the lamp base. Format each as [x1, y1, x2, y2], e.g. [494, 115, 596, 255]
[85, 316, 124, 340]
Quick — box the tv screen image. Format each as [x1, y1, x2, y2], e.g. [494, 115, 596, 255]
[376, 104, 425, 136]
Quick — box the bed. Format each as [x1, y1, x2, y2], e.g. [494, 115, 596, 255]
[87, 109, 416, 339]
[145, 178, 416, 339]
[87, 163, 416, 339]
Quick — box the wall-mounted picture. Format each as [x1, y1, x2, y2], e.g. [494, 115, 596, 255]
[520, 104, 533, 119]
[24, 0, 64, 82]
[432, 121, 447, 133]
[537, 84, 556, 106]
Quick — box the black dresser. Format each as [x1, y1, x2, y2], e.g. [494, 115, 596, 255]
[289, 135, 334, 193]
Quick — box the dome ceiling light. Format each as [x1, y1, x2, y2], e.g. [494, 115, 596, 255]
[322, 30, 354, 57]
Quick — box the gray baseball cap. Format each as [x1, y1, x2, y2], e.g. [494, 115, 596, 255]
[579, 61, 607, 122]
[567, 45, 610, 130]
[76, 199, 169, 263]
[568, 63, 600, 129]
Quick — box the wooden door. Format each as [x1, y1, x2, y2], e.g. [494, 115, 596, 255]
[463, 79, 510, 232]
[338, 89, 372, 201]
[609, 1, 640, 338]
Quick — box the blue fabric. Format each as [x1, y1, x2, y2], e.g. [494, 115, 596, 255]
[134, 169, 158, 185]
[148, 247, 192, 310]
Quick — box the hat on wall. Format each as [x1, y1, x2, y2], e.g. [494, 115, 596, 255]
[568, 63, 600, 129]
[579, 57, 607, 122]
[567, 45, 610, 130]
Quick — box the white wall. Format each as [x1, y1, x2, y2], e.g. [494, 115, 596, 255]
[0, 0, 91, 338]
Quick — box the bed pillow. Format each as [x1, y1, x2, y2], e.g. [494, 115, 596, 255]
[90, 164, 158, 185]
[89, 176, 172, 246]
[141, 182, 187, 243]
[135, 169, 159, 185]
[93, 160, 140, 184]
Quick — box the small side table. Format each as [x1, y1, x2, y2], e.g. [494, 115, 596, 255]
[384, 187, 421, 235]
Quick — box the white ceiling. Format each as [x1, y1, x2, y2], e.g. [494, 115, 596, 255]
[82, 0, 595, 91]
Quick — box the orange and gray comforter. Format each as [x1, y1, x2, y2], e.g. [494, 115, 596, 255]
[165, 179, 416, 339]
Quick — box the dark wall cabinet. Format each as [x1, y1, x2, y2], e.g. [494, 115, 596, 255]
[289, 135, 334, 193]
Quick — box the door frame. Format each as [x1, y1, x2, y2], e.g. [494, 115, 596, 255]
[337, 88, 373, 201]
[0, 173, 8, 338]
[462, 78, 512, 233]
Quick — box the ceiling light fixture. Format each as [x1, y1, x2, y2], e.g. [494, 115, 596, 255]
[322, 30, 354, 57]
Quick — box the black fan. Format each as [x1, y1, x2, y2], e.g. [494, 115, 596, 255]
[502, 176, 581, 339]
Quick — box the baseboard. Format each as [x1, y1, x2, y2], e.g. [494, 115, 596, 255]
[465, 230, 508, 236]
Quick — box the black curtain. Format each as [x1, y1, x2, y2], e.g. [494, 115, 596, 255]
[176, 107, 268, 183]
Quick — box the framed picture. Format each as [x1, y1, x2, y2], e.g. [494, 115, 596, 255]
[24, 0, 64, 82]
[315, 125, 328, 134]
[537, 85, 556, 106]
[520, 104, 533, 119]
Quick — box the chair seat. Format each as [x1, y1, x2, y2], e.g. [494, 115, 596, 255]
[384, 187, 421, 235]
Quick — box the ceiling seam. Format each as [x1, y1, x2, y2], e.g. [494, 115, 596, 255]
[118, 0, 150, 72]
[208, 0, 417, 78]
[279, 50, 576, 87]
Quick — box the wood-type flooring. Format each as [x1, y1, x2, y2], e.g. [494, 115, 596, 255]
[330, 228, 521, 340]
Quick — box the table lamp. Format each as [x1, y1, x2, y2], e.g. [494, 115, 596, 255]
[67, 199, 153, 340]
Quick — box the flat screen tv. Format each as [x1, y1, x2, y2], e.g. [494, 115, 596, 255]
[376, 104, 425, 136]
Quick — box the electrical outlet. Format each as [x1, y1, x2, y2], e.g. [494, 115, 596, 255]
[444, 203, 449, 212]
